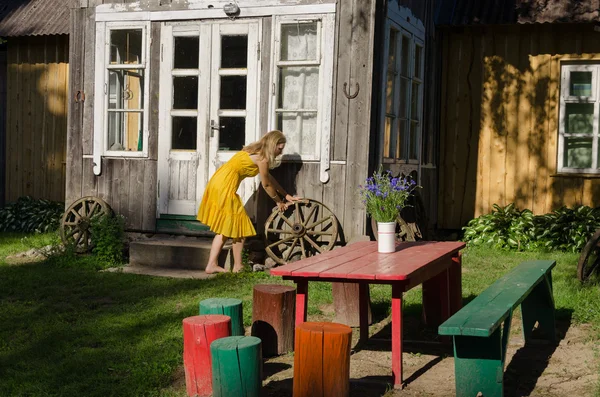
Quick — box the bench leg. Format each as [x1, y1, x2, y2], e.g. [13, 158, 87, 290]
[452, 327, 506, 397]
[521, 273, 556, 344]
[295, 280, 308, 326]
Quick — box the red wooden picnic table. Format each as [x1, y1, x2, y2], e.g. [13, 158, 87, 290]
[269, 240, 465, 387]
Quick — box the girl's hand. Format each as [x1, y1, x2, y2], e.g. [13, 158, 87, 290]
[276, 201, 289, 212]
[285, 194, 302, 202]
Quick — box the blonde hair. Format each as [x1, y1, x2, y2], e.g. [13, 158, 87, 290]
[243, 130, 286, 169]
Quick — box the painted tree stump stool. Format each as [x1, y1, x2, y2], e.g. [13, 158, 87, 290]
[199, 298, 244, 336]
[210, 336, 263, 397]
[251, 284, 296, 356]
[182, 315, 231, 397]
[293, 322, 352, 397]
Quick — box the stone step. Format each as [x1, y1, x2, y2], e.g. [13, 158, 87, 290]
[129, 237, 231, 271]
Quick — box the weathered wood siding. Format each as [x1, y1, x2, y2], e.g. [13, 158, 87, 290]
[438, 24, 600, 229]
[5, 35, 69, 203]
[0, 45, 6, 207]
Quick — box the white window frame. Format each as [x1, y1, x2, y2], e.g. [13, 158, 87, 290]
[557, 63, 600, 174]
[93, 20, 151, 175]
[269, 14, 335, 183]
[378, 6, 425, 174]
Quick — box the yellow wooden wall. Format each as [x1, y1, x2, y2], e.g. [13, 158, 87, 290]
[5, 35, 69, 203]
[438, 24, 600, 229]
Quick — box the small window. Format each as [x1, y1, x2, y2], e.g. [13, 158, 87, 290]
[271, 16, 334, 161]
[558, 64, 600, 173]
[381, 24, 424, 164]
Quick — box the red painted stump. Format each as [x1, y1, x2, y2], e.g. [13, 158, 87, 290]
[293, 322, 352, 397]
[251, 284, 296, 356]
[183, 315, 231, 397]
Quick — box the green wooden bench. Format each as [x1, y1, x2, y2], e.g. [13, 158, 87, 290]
[439, 260, 557, 397]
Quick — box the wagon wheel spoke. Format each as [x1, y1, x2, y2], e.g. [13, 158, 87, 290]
[267, 236, 296, 250]
[278, 213, 295, 228]
[70, 208, 82, 221]
[303, 204, 318, 226]
[303, 235, 324, 254]
[63, 221, 78, 227]
[285, 238, 299, 262]
[74, 232, 84, 246]
[305, 216, 331, 230]
[67, 228, 78, 238]
[266, 228, 294, 234]
[88, 202, 99, 218]
[306, 230, 335, 236]
[83, 231, 89, 252]
[299, 236, 307, 258]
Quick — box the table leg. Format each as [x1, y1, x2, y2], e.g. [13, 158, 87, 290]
[449, 252, 463, 315]
[295, 280, 308, 325]
[391, 283, 403, 388]
[359, 283, 369, 344]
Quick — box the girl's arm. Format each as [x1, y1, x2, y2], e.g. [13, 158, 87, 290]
[256, 159, 288, 211]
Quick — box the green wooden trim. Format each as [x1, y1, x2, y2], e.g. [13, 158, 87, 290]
[156, 218, 212, 235]
[158, 214, 198, 221]
[439, 260, 556, 337]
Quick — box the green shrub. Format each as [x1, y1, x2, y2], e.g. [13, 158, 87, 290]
[90, 213, 126, 267]
[0, 196, 64, 233]
[463, 203, 600, 252]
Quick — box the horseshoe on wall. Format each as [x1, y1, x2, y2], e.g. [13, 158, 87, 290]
[343, 82, 359, 99]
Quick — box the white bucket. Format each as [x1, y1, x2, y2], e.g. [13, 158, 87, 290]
[377, 222, 396, 253]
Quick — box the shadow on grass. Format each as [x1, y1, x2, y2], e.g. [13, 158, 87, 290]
[0, 259, 277, 396]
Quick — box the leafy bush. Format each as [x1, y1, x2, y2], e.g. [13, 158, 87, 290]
[90, 213, 126, 267]
[0, 196, 64, 233]
[463, 203, 600, 252]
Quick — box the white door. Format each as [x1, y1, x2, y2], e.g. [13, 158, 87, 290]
[158, 20, 261, 217]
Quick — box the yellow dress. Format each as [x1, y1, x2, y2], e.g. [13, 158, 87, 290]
[197, 151, 259, 238]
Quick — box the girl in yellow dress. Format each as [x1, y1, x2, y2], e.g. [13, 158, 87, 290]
[197, 130, 301, 273]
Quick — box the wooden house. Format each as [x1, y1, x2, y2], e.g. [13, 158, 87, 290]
[436, 0, 600, 229]
[66, 0, 440, 241]
[0, 0, 70, 206]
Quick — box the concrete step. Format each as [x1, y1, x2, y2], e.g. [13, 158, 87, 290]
[129, 236, 231, 271]
[104, 265, 218, 279]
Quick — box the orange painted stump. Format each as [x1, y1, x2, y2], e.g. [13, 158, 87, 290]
[183, 315, 231, 397]
[293, 322, 352, 397]
[251, 284, 296, 356]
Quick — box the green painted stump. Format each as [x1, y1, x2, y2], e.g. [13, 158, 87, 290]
[210, 336, 262, 397]
[199, 298, 244, 336]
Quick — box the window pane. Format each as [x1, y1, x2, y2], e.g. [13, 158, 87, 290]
[400, 35, 410, 77]
[409, 121, 419, 160]
[570, 71, 592, 97]
[108, 70, 144, 110]
[108, 111, 142, 151]
[414, 45, 422, 79]
[221, 35, 247, 68]
[399, 77, 409, 118]
[219, 117, 245, 151]
[281, 22, 318, 61]
[276, 112, 317, 156]
[386, 72, 395, 114]
[174, 36, 199, 69]
[220, 75, 247, 110]
[110, 29, 143, 64]
[173, 76, 198, 109]
[388, 30, 397, 70]
[384, 117, 393, 158]
[411, 81, 420, 119]
[278, 67, 319, 109]
[397, 119, 408, 160]
[564, 137, 592, 168]
[565, 103, 594, 134]
[172, 117, 197, 150]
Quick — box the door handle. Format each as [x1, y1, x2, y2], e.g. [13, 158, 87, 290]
[210, 120, 219, 138]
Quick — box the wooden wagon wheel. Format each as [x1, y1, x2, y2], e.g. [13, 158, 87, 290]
[577, 229, 600, 282]
[60, 196, 112, 253]
[264, 199, 339, 266]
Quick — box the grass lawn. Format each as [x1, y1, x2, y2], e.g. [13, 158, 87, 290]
[0, 233, 599, 396]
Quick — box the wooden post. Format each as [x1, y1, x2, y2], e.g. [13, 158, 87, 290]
[251, 284, 296, 356]
[210, 336, 262, 397]
[293, 322, 352, 397]
[199, 298, 244, 336]
[182, 315, 231, 397]
[332, 282, 372, 327]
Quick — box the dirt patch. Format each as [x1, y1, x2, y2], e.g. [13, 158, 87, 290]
[259, 316, 599, 397]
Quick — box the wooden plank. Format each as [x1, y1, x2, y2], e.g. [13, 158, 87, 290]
[545, 43, 559, 211]
[22, 38, 33, 197]
[321, 163, 345, 241]
[127, 159, 144, 230]
[342, 0, 377, 241]
[503, 29, 518, 208]
[81, 157, 98, 197]
[118, 159, 130, 223]
[31, 39, 44, 199]
[147, 22, 161, 160]
[0, 46, 6, 206]
[82, 7, 97, 156]
[66, 8, 86, 206]
[331, 0, 350, 161]
[5, 40, 18, 202]
[142, 159, 157, 231]
[437, 31, 451, 226]
[98, 157, 112, 208]
[259, 16, 272, 135]
[44, 43, 55, 200]
[290, 243, 378, 277]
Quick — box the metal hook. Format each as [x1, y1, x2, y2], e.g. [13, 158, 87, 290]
[343, 82, 359, 99]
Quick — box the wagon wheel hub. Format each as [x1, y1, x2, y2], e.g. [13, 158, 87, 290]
[292, 223, 305, 237]
[78, 219, 90, 232]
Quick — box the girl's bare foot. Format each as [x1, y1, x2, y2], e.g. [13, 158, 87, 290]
[232, 264, 245, 273]
[205, 263, 227, 274]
